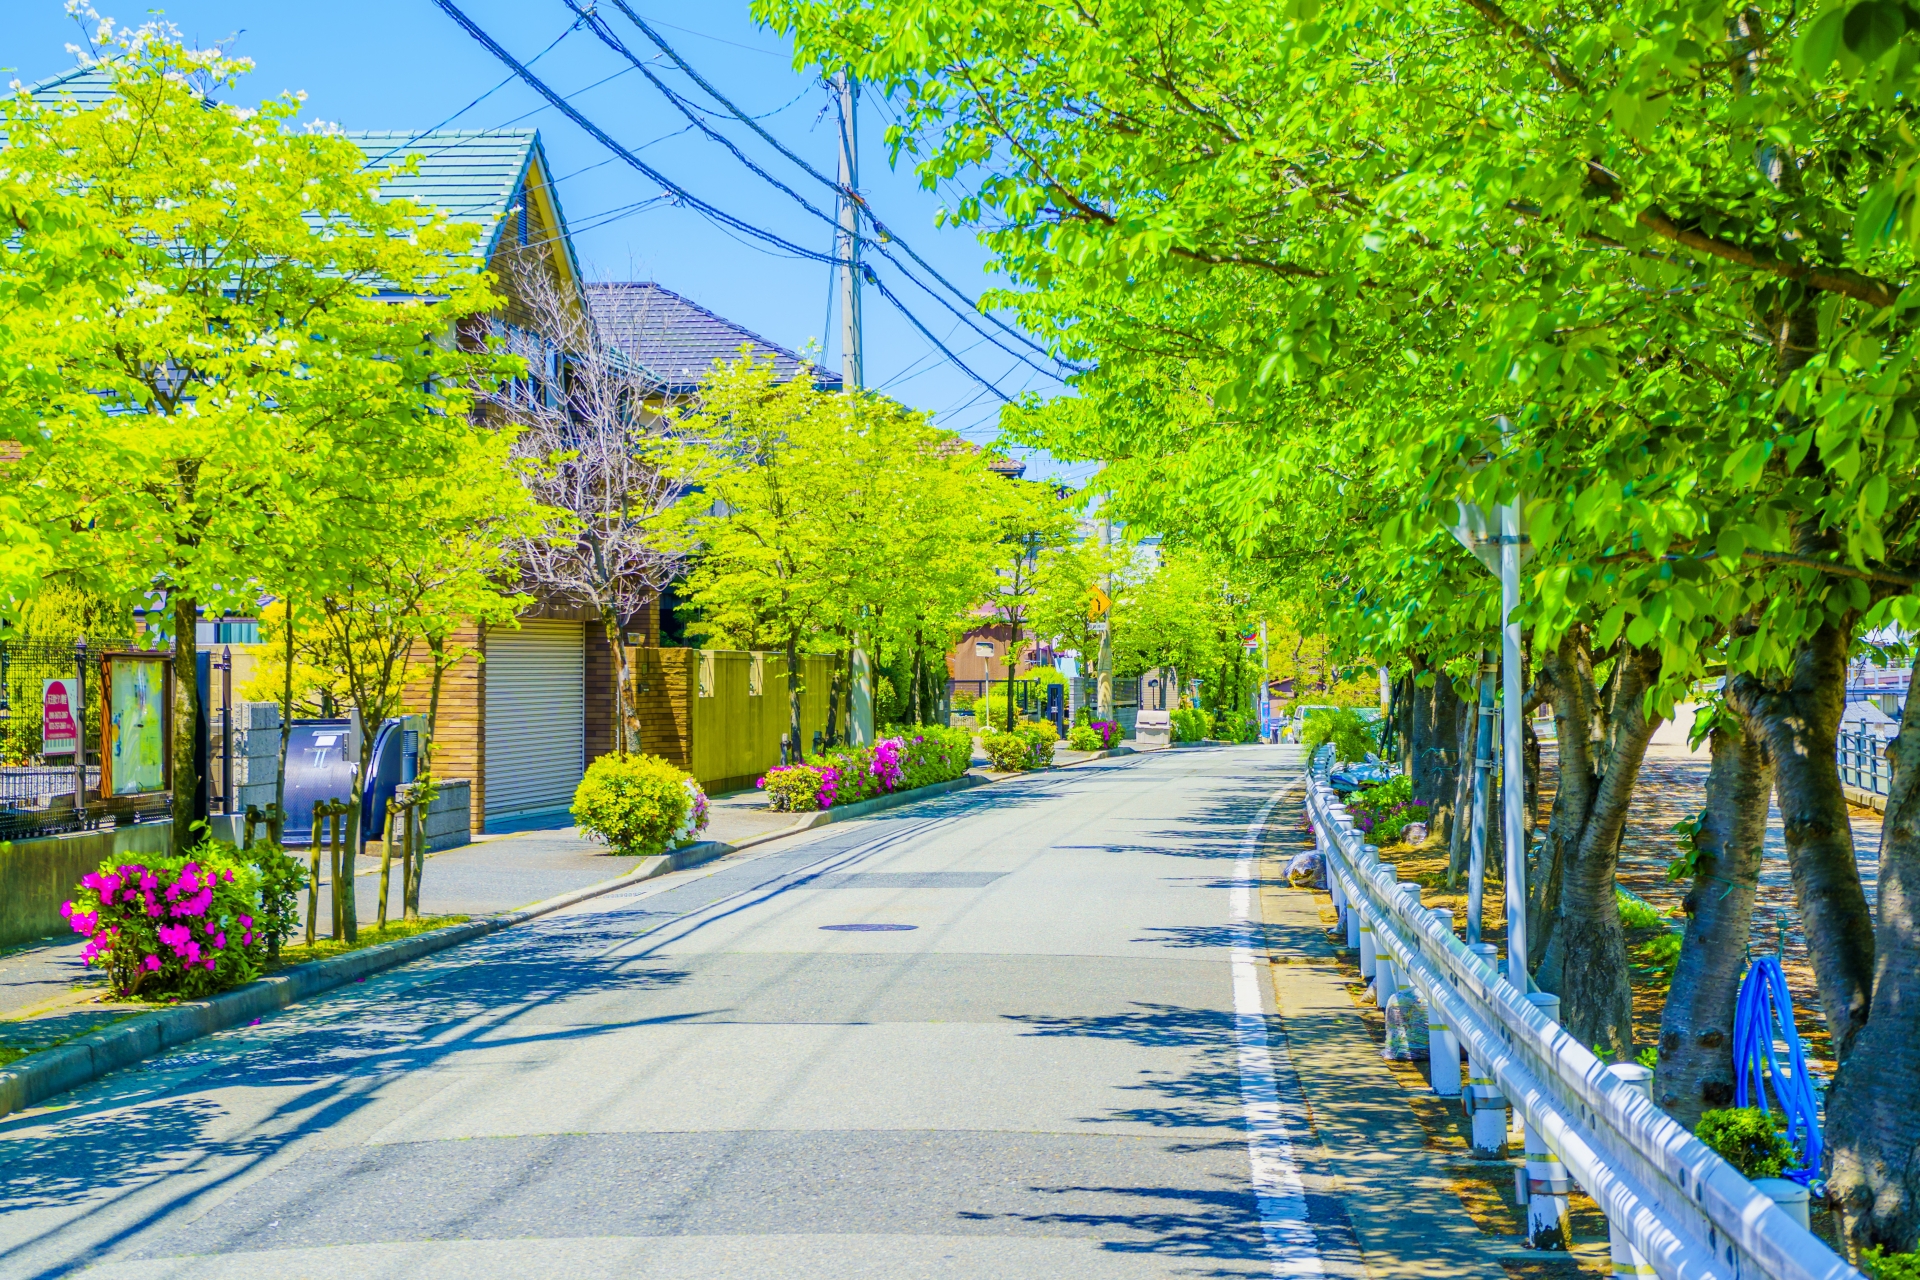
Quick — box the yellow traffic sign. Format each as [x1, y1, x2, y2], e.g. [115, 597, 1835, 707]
[1088, 586, 1111, 618]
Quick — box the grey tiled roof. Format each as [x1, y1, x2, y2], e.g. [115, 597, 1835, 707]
[587, 281, 841, 394]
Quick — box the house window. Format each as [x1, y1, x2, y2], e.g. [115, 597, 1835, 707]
[195, 618, 259, 645]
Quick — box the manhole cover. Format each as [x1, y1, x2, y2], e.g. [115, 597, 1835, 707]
[819, 923, 919, 932]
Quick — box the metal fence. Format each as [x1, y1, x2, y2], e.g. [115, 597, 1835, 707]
[1838, 728, 1892, 799]
[1306, 766, 1857, 1280]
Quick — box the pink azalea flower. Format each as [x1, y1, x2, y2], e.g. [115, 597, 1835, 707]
[143, 955, 161, 972]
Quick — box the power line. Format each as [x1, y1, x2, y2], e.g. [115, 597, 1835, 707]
[366, 20, 580, 169]
[431, 0, 1012, 403]
[558, 0, 1063, 385]
[602, 0, 1077, 373]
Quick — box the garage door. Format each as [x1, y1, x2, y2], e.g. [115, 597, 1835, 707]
[484, 619, 585, 822]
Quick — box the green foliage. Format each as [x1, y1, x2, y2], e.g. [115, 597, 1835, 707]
[1349, 777, 1427, 843]
[984, 721, 1055, 771]
[761, 765, 831, 812]
[1300, 708, 1376, 764]
[570, 754, 695, 856]
[1616, 891, 1668, 931]
[1667, 809, 1710, 883]
[1068, 724, 1103, 751]
[1696, 1108, 1799, 1181]
[1171, 707, 1211, 742]
[248, 841, 305, 956]
[1862, 1248, 1920, 1280]
[1636, 1046, 1659, 1070]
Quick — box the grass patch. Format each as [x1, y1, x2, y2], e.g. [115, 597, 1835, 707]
[0, 1046, 30, 1068]
[269, 915, 469, 970]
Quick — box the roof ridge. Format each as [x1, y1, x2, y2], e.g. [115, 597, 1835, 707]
[588, 280, 816, 367]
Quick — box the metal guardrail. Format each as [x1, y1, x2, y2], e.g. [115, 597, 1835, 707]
[1837, 729, 1891, 800]
[1304, 767, 1858, 1280]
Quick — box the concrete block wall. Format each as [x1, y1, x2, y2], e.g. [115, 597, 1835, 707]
[0, 824, 172, 950]
[421, 781, 471, 853]
[230, 701, 283, 816]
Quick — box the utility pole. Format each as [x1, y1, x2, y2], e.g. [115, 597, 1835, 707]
[1097, 513, 1113, 722]
[836, 71, 873, 744]
[834, 70, 862, 391]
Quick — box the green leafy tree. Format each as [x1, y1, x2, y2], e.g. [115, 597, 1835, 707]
[0, 30, 509, 856]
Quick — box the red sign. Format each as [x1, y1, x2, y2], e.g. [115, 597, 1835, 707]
[43, 678, 81, 755]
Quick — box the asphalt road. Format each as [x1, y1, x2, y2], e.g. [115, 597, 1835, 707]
[0, 745, 1350, 1279]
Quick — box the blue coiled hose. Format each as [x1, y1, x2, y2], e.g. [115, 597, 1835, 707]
[1733, 955, 1824, 1186]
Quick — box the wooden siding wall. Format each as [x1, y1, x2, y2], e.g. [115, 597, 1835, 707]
[689, 650, 832, 794]
[402, 622, 485, 833]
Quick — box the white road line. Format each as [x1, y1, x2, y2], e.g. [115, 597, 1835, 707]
[1234, 779, 1326, 1278]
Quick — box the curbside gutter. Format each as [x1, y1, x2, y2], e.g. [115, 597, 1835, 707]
[0, 766, 1043, 1122]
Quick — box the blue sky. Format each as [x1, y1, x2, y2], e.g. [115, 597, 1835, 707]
[4, 1, 1089, 480]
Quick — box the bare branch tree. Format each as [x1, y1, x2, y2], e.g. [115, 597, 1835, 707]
[479, 259, 686, 755]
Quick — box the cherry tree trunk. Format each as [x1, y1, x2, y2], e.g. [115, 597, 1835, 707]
[1827, 660, 1920, 1253]
[1655, 708, 1771, 1126]
[1535, 638, 1663, 1059]
[1731, 618, 1876, 1060]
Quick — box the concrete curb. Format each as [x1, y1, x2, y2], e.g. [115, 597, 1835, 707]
[0, 768, 1038, 1121]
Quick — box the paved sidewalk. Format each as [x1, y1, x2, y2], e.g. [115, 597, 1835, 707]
[1258, 784, 1510, 1280]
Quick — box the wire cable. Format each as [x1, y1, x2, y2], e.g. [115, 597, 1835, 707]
[603, 0, 1074, 371]
[559, 0, 1062, 384]
[431, 0, 1014, 403]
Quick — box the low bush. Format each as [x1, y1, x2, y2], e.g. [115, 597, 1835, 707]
[982, 730, 1038, 771]
[1068, 724, 1103, 751]
[1091, 719, 1120, 748]
[761, 762, 839, 811]
[1300, 707, 1377, 763]
[1171, 707, 1211, 742]
[984, 722, 1056, 771]
[765, 726, 973, 812]
[1616, 890, 1668, 930]
[61, 839, 266, 999]
[1349, 776, 1429, 842]
[571, 753, 696, 855]
[1863, 1248, 1920, 1280]
[1696, 1107, 1798, 1180]
[1218, 712, 1260, 743]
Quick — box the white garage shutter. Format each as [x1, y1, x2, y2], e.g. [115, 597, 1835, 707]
[484, 620, 586, 822]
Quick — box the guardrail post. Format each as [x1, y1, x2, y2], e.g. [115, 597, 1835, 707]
[1465, 941, 1509, 1157]
[1603, 1064, 1658, 1275]
[1522, 991, 1572, 1250]
[1427, 906, 1461, 1096]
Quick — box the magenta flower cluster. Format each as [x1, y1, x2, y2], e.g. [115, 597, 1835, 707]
[869, 737, 906, 791]
[61, 849, 264, 999]
[1091, 720, 1121, 749]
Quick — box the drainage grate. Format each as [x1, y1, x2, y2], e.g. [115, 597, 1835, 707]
[801, 872, 1007, 889]
[819, 923, 919, 932]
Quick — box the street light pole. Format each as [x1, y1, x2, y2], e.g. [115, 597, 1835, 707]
[1500, 492, 1528, 985]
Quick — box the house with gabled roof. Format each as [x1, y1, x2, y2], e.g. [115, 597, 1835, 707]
[21, 64, 846, 832]
[588, 282, 840, 402]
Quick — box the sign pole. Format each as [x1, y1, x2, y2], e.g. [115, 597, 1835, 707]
[73, 639, 87, 816]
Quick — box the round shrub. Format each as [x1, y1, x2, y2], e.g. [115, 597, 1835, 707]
[761, 762, 838, 811]
[1695, 1107, 1798, 1180]
[1091, 719, 1120, 748]
[62, 839, 265, 999]
[571, 753, 696, 855]
[982, 730, 1038, 772]
[1068, 724, 1102, 751]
